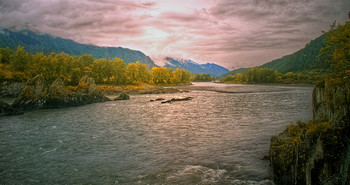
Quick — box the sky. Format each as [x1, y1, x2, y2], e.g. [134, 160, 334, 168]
[0, 0, 349, 69]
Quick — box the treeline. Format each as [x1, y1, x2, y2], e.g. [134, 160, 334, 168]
[191, 73, 213, 82]
[221, 67, 324, 84]
[0, 46, 191, 85]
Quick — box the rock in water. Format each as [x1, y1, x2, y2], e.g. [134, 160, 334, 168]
[44, 78, 72, 108]
[161, 97, 193, 104]
[0, 81, 25, 97]
[77, 75, 98, 94]
[12, 75, 110, 110]
[114, 92, 130, 101]
[12, 75, 47, 110]
[75, 75, 110, 104]
[0, 101, 23, 116]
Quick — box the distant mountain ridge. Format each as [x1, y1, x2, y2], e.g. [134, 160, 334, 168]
[164, 57, 229, 77]
[222, 34, 329, 77]
[0, 28, 156, 67]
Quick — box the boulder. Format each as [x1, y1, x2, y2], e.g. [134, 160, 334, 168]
[0, 81, 25, 98]
[0, 101, 23, 116]
[114, 92, 130, 101]
[75, 75, 110, 104]
[44, 78, 73, 108]
[77, 75, 98, 94]
[12, 75, 47, 110]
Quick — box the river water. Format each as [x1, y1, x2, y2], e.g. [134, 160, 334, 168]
[0, 83, 313, 184]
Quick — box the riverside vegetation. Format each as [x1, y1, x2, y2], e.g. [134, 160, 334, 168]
[0, 47, 191, 86]
[0, 46, 193, 115]
[221, 67, 324, 84]
[269, 21, 350, 184]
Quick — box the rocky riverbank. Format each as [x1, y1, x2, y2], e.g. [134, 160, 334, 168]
[11, 75, 111, 111]
[0, 75, 116, 116]
[269, 79, 350, 185]
[0, 77, 195, 116]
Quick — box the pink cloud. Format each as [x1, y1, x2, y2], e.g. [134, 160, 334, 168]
[0, 0, 349, 69]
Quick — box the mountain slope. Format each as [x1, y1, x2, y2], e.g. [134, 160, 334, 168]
[260, 34, 328, 73]
[164, 57, 229, 77]
[221, 34, 329, 77]
[0, 29, 156, 67]
[221, 68, 248, 77]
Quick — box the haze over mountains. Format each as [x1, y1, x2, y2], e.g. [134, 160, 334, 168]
[164, 57, 229, 77]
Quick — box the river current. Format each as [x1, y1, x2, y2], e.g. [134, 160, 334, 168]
[0, 83, 313, 184]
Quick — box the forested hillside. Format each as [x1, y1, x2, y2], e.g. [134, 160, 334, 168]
[260, 34, 329, 73]
[220, 33, 332, 84]
[0, 29, 156, 67]
[221, 34, 330, 80]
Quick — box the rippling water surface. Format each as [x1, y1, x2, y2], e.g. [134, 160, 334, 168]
[0, 83, 313, 184]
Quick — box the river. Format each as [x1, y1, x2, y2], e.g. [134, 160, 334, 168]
[0, 82, 313, 184]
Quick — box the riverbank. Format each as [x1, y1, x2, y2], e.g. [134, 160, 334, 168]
[269, 79, 350, 184]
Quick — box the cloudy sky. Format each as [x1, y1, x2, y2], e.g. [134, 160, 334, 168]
[0, 0, 349, 69]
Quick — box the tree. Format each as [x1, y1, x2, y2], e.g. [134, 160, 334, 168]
[125, 62, 150, 85]
[137, 62, 151, 83]
[191, 73, 213, 82]
[172, 68, 191, 84]
[151, 66, 170, 84]
[0, 48, 14, 64]
[321, 21, 350, 79]
[10, 46, 29, 71]
[223, 75, 235, 82]
[111, 57, 127, 85]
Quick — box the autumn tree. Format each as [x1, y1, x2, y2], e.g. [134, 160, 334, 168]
[10, 46, 29, 71]
[111, 57, 127, 85]
[126, 62, 150, 85]
[151, 67, 170, 84]
[172, 68, 191, 84]
[321, 21, 350, 79]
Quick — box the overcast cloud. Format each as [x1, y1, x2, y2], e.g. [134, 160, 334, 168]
[0, 0, 349, 69]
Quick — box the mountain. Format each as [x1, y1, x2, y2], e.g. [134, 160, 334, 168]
[0, 28, 156, 67]
[164, 57, 229, 77]
[260, 34, 328, 73]
[220, 68, 248, 77]
[221, 34, 329, 77]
